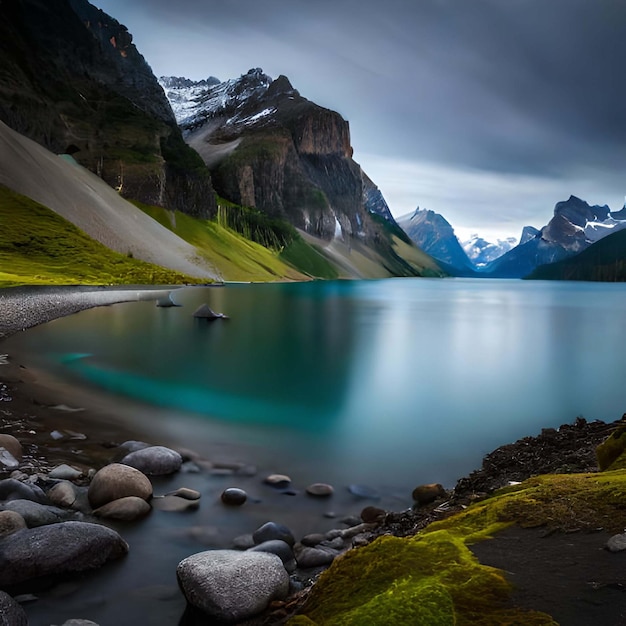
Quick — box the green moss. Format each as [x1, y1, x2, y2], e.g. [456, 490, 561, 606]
[427, 471, 626, 538]
[596, 423, 626, 470]
[0, 185, 203, 287]
[292, 531, 555, 626]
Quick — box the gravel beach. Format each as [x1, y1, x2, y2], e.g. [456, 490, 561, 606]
[0, 285, 178, 340]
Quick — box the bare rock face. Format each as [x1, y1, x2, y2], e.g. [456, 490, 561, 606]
[87, 463, 153, 508]
[177, 550, 289, 622]
[0, 521, 128, 588]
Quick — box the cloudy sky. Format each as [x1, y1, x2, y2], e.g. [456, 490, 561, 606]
[95, 0, 626, 241]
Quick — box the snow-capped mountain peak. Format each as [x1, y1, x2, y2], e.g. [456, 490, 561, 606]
[462, 234, 517, 266]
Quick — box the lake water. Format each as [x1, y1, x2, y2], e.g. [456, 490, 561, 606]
[5, 277, 626, 624]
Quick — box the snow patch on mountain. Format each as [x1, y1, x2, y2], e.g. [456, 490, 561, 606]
[462, 234, 518, 266]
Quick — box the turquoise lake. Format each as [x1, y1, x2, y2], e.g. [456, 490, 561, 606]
[6, 277, 626, 625]
[10, 277, 626, 492]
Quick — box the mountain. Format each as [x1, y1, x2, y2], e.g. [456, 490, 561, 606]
[396, 208, 475, 274]
[520, 226, 540, 245]
[528, 228, 626, 282]
[461, 234, 517, 267]
[159, 71, 443, 278]
[483, 196, 626, 278]
[0, 0, 215, 217]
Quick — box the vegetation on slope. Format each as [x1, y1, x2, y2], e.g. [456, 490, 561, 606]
[133, 200, 334, 281]
[291, 428, 626, 625]
[527, 229, 626, 281]
[0, 185, 203, 288]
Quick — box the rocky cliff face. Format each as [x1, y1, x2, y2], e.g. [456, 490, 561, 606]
[397, 208, 474, 273]
[0, 0, 215, 217]
[160, 70, 425, 274]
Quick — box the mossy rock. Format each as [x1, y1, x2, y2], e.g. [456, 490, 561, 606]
[596, 422, 626, 471]
[290, 530, 555, 625]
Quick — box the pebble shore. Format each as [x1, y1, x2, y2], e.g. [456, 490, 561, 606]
[0, 285, 176, 340]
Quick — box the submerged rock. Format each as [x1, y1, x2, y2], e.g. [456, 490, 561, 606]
[177, 549, 288, 622]
[193, 304, 228, 320]
[93, 496, 151, 521]
[306, 483, 334, 497]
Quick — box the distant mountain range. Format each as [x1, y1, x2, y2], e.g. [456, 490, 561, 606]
[398, 197, 626, 279]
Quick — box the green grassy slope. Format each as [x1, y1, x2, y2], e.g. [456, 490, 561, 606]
[133, 201, 320, 282]
[0, 185, 203, 288]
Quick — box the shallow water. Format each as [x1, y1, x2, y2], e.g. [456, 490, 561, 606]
[6, 277, 626, 624]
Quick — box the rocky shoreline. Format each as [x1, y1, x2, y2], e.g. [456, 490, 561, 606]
[0, 286, 624, 625]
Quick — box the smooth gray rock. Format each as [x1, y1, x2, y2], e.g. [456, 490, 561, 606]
[0, 591, 28, 626]
[121, 446, 182, 476]
[164, 487, 201, 501]
[0, 510, 26, 536]
[306, 483, 334, 497]
[0, 478, 47, 503]
[2, 499, 69, 527]
[0, 521, 128, 587]
[177, 549, 288, 622]
[606, 533, 626, 552]
[93, 496, 151, 521]
[88, 463, 152, 508]
[232, 533, 255, 550]
[252, 521, 295, 547]
[118, 440, 151, 453]
[248, 540, 294, 565]
[49, 464, 83, 481]
[295, 545, 339, 569]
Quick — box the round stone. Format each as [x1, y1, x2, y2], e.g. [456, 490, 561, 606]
[120, 446, 182, 476]
[252, 521, 294, 546]
[264, 474, 291, 489]
[412, 483, 446, 505]
[0, 510, 27, 537]
[88, 463, 153, 509]
[306, 483, 334, 497]
[93, 496, 152, 521]
[361, 506, 386, 523]
[220, 488, 247, 506]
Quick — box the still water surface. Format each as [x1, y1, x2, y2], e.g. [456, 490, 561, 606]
[6, 277, 626, 624]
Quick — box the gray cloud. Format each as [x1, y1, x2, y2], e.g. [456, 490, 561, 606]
[95, 0, 626, 238]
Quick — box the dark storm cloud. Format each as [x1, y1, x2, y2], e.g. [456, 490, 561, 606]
[95, 0, 626, 234]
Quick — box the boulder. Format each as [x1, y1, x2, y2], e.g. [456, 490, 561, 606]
[120, 446, 182, 476]
[88, 463, 152, 508]
[0, 435, 22, 460]
[0, 590, 28, 626]
[0, 521, 128, 587]
[93, 496, 151, 521]
[177, 550, 288, 622]
[252, 521, 295, 546]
